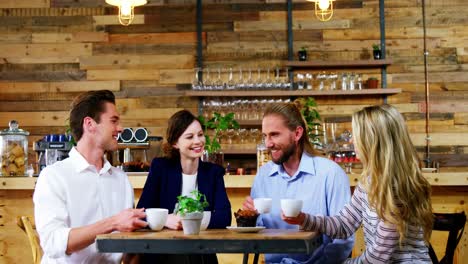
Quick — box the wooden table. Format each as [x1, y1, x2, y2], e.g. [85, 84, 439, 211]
[96, 229, 322, 264]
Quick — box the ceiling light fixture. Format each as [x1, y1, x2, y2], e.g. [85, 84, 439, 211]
[308, 0, 335, 22]
[105, 0, 147, 26]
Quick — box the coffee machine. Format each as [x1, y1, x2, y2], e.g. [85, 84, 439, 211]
[34, 137, 73, 173]
[109, 127, 163, 172]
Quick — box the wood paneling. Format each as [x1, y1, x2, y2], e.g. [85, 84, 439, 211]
[0, 1, 467, 263]
[79, 54, 194, 70]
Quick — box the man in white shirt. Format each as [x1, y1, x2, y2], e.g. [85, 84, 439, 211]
[34, 90, 148, 263]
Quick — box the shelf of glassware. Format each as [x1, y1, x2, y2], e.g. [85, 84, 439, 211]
[284, 59, 393, 69]
[185, 88, 401, 97]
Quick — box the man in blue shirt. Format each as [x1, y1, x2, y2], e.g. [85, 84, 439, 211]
[243, 103, 354, 263]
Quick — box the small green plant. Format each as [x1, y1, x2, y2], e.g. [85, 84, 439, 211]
[368, 76, 378, 80]
[65, 118, 76, 145]
[372, 44, 380, 51]
[300, 46, 307, 51]
[175, 190, 209, 216]
[294, 97, 322, 146]
[199, 112, 239, 154]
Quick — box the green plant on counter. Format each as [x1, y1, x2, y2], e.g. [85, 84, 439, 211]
[199, 112, 239, 154]
[294, 97, 322, 147]
[65, 118, 76, 145]
[368, 76, 378, 80]
[372, 44, 380, 51]
[175, 190, 209, 216]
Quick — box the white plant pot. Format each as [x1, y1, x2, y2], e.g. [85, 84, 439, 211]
[181, 212, 203, 235]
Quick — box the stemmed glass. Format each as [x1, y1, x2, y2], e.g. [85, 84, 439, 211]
[191, 68, 202, 90]
[255, 68, 263, 90]
[264, 68, 273, 89]
[214, 68, 224, 90]
[245, 68, 254, 90]
[203, 68, 213, 90]
[226, 68, 236, 90]
[236, 68, 245, 90]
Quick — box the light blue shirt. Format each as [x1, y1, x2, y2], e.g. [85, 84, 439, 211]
[251, 152, 354, 264]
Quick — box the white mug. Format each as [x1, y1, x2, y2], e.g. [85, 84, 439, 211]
[254, 198, 272, 214]
[280, 199, 303, 217]
[146, 208, 168, 231]
[200, 211, 211, 231]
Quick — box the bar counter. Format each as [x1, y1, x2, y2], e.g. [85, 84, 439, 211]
[1, 172, 467, 263]
[1, 172, 468, 190]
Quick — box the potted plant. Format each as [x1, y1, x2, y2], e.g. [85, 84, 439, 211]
[199, 112, 239, 166]
[175, 190, 209, 235]
[372, 44, 382, 60]
[294, 97, 322, 149]
[298, 47, 308, 61]
[367, 77, 379, 88]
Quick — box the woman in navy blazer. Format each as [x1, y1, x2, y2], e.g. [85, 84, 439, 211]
[136, 110, 231, 264]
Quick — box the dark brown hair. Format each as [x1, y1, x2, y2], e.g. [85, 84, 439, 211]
[69, 90, 116, 142]
[163, 110, 201, 159]
[263, 103, 316, 156]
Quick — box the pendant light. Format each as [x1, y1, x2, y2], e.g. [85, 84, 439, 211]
[105, 0, 147, 26]
[308, 0, 335, 22]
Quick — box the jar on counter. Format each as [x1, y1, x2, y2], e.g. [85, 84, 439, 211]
[0, 120, 30, 176]
[257, 140, 271, 170]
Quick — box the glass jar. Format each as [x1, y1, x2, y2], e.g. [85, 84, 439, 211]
[0, 120, 29, 176]
[257, 140, 271, 170]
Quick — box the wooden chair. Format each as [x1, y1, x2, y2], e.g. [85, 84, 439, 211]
[428, 212, 466, 264]
[16, 216, 43, 264]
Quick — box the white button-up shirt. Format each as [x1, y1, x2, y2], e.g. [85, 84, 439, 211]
[33, 147, 134, 264]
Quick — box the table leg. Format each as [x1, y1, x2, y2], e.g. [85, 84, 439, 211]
[253, 253, 259, 264]
[243, 253, 249, 264]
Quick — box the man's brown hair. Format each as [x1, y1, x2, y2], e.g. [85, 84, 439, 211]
[69, 90, 116, 142]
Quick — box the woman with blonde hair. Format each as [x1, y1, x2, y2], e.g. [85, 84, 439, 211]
[283, 104, 433, 263]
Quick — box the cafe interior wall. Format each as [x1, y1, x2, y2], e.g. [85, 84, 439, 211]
[0, 0, 467, 263]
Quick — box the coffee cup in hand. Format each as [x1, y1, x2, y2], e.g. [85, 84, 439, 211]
[254, 198, 272, 214]
[146, 208, 168, 231]
[280, 199, 303, 217]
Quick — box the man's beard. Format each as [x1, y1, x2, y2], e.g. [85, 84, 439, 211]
[271, 142, 296, 165]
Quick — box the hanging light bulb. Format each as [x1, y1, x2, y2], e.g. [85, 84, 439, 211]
[105, 0, 147, 26]
[307, 0, 334, 22]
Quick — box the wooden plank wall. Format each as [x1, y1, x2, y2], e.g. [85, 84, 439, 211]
[0, 0, 467, 263]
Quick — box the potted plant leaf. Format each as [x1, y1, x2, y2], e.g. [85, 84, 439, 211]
[298, 47, 308, 61]
[367, 77, 379, 88]
[294, 97, 322, 149]
[199, 112, 239, 166]
[175, 190, 209, 235]
[372, 44, 382, 60]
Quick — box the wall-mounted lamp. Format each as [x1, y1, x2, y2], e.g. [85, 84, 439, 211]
[105, 0, 147, 26]
[308, 0, 335, 22]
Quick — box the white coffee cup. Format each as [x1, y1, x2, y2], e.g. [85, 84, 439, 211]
[200, 211, 211, 231]
[254, 198, 272, 214]
[280, 199, 303, 217]
[146, 208, 168, 231]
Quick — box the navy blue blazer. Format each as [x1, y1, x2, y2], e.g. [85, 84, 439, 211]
[137, 158, 232, 229]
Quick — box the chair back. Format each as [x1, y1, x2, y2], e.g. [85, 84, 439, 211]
[429, 212, 466, 264]
[16, 216, 43, 264]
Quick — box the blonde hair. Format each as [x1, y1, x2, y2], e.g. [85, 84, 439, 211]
[263, 103, 316, 156]
[352, 104, 433, 243]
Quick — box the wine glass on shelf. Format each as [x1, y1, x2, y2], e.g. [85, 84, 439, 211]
[191, 68, 202, 90]
[203, 68, 213, 90]
[214, 68, 224, 90]
[255, 68, 263, 90]
[226, 68, 236, 90]
[264, 67, 273, 89]
[236, 67, 245, 90]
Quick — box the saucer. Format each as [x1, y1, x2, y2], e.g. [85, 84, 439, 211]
[226, 226, 265, 233]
